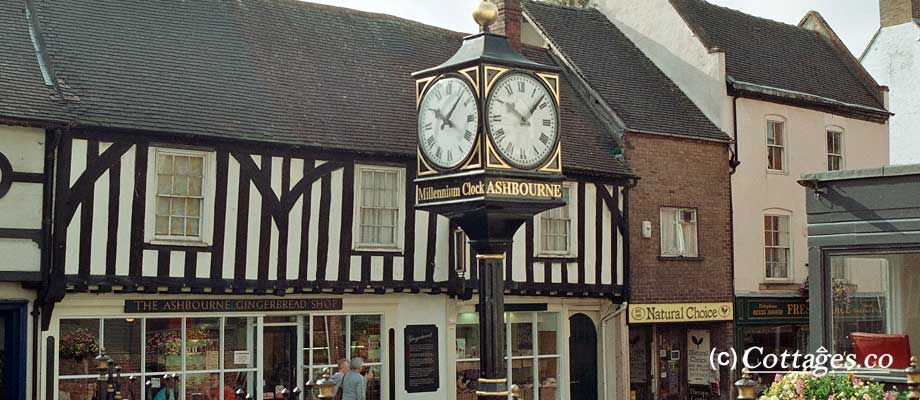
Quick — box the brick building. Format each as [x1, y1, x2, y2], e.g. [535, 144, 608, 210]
[514, 1, 736, 399]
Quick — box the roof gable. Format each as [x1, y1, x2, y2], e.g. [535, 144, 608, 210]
[670, 0, 886, 112]
[523, 0, 727, 142]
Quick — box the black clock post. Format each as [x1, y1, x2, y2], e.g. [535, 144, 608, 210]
[412, 1, 564, 398]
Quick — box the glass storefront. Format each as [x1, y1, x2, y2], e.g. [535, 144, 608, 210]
[829, 253, 920, 364]
[58, 314, 381, 400]
[455, 312, 561, 400]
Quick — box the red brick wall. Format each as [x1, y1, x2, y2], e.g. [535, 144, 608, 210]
[623, 132, 734, 304]
[490, 0, 522, 51]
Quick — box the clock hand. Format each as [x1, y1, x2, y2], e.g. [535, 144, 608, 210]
[426, 107, 449, 126]
[504, 101, 528, 125]
[525, 94, 545, 120]
[443, 96, 462, 129]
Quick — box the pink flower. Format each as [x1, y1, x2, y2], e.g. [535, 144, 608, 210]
[774, 374, 782, 382]
[884, 392, 897, 400]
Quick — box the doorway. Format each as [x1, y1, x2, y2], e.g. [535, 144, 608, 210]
[263, 325, 298, 398]
[0, 301, 27, 400]
[569, 313, 597, 399]
[656, 328, 685, 400]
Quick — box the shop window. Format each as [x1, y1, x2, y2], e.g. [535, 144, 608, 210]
[660, 207, 698, 257]
[455, 312, 561, 400]
[58, 317, 258, 400]
[536, 184, 576, 257]
[305, 314, 382, 399]
[827, 129, 844, 171]
[764, 215, 791, 280]
[353, 165, 405, 251]
[830, 253, 920, 364]
[147, 147, 215, 244]
[766, 118, 786, 172]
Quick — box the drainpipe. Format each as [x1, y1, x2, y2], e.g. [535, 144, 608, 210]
[729, 96, 741, 174]
[601, 303, 628, 400]
[33, 128, 61, 400]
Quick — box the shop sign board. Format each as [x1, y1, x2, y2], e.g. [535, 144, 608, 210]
[415, 174, 563, 206]
[686, 329, 710, 385]
[405, 324, 440, 393]
[628, 302, 733, 324]
[124, 298, 343, 313]
[738, 298, 809, 323]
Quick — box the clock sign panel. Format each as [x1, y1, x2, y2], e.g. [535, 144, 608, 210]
[417, 76, 480, 170]
[486, 73, 559, 169]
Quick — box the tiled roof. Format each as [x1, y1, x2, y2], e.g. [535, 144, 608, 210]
[0, 0, 68, 124]
[670, 0, 886, 111]
[523, 0, 728, 142]
[0, 0, 630, 177]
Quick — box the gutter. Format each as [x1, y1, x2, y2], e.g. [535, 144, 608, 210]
[727, 78, 891, 120]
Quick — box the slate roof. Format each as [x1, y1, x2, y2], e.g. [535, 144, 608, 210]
[523, 1, 727, 142]
[670, 0, 886, 111]
[0, 0, 68, 124]
[0, 0, 630, 178]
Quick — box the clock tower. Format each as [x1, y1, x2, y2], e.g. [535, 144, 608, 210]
[412, 1, 565, 398]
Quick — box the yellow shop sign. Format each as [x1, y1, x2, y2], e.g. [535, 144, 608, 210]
[629, 302, 733, 323]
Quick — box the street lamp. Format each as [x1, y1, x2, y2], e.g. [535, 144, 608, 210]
[907, 356, 919, 400]
[734, 368, 757, 400]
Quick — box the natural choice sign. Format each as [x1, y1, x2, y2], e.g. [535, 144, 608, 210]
[124, 298, 343, 313]
[416, 176, 562, 204]
[629, 302, 733, 324]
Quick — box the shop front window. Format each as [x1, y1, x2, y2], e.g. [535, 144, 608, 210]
[829, 253, 920, 367]
[305, 314, 382, 399]
[59, 317, 256, 400]
[455, 312, 561, 400]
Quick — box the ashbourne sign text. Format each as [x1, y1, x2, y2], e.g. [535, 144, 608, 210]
[629, 302, 734, 324]
[416, 175, 563, 206]
[124, 298, 343, 313]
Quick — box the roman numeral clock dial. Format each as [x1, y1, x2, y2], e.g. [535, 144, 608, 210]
[486, 73, 559, 169]
[417, 76, 480, 170]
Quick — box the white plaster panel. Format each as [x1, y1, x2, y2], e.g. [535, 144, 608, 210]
[0, 125, 45, 173]
[0, 239, 40, 272]
[0, 183, 42, 229]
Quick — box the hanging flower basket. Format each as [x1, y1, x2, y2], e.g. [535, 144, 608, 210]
[60, 327, 99, 361]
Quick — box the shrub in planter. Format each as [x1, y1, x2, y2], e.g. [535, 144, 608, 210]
[759, 372, 907, 400]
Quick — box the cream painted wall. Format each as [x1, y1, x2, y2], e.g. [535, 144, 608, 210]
[861, 22, 920, 165]
[594, 0, 731, 128]
[732, 98, 889, 294]
[0, 125, 45, 273]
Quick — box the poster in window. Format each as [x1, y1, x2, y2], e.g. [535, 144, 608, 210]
[404, 325, 439, 393]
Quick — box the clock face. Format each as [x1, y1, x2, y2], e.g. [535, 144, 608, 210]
[486, 73, 559, 169]
[417, 76, 480, 169]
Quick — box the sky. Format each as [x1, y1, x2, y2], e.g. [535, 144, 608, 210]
[306, 0, 881, 57]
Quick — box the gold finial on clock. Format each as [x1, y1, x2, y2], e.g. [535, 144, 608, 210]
[473, 0, 498, 31]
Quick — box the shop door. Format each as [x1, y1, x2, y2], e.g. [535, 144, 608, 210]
[0, 302, 26, 400]
[569, 314, 598, 399]
[656, 329, 685, 400]
[263, 326, 298, 399]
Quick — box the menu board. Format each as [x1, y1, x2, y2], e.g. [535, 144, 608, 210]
[404, 325, 439, 393]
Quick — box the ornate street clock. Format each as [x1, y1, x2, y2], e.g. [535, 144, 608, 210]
[412, 2, 565, 399]
[412, 9, 565, 249]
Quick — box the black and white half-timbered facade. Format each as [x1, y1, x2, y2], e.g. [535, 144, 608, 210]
[0, 1, 633, 400]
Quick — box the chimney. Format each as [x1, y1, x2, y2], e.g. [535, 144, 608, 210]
[489, 0, 522, 51]
[879, 0, 920, 27]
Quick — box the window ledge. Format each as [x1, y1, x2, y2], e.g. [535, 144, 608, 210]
[759, 282, 801, 291]
[658, 256, 703, 262]
[351, 246, 403, 254]
[148, 239, 210, 248]
[766, 169, 788, 176]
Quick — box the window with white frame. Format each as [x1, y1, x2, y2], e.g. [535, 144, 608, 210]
[537, 185, 575, 257]
[660, 207, 698, 257]
[827, 129, 843, 171]
[764, 215, 791, 279]
[354, 165, 404, 250]
[151, 148, 211, 242]
[766, 119, 786, 172]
